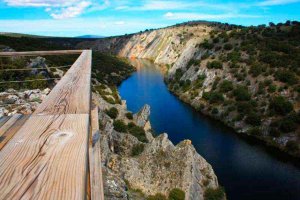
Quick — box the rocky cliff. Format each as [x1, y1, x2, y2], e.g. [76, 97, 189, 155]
[93, 83, 224, 200]
[79, 21, 300, 158]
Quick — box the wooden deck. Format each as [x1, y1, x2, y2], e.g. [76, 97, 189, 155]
[0, 50, 104, 200]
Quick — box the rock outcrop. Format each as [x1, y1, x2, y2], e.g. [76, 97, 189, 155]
[95, 91, 221, 200]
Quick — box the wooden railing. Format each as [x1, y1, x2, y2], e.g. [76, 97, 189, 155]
[0, 50, 104, 200]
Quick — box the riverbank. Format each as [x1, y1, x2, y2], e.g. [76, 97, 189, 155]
[165, 80, 300, 159]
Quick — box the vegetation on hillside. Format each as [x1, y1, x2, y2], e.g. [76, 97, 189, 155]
[167, 21, 300, 157]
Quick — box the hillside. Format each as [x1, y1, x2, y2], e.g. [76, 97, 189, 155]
[78, 21, 300, 157]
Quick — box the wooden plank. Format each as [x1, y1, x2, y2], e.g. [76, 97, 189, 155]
[0, 116, 11, 128]
[0, 114, 22, 138]
[0, 50, 84, 57]
[34, 50, 92, 115]
[0, 114, 30, 150]
[89, 106, 105, 200]
[0, 114, 89, 200]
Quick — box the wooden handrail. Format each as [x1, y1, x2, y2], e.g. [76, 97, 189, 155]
[0, 50, 84, 57]
[0, 50, 95, 200]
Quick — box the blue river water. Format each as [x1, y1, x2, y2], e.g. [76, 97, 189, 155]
[118, 59, 300, 200]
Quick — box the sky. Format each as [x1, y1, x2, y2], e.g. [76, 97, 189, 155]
[0, 0, 299, 37]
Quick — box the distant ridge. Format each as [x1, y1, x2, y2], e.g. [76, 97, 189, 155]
[0, 32, 50, 38]
[75, 35, 104, 39]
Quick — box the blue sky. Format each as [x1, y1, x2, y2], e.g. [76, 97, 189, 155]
[0, 0, 299, 37]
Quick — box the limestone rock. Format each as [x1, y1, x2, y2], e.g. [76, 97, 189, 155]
[134, 104, 150, 127]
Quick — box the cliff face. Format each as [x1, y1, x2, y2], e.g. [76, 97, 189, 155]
[80, 21, 300, 158]
[93, 85, 221, 200]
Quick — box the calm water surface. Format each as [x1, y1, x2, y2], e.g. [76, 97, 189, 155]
[118, 59, 300, 200]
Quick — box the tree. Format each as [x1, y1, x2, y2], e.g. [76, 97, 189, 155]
[204, 187, 225, 200]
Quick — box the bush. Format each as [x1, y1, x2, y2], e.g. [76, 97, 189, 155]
[168, 188, 185, 200]
[105, 107, 119, 119]
[248, 127, 262, 136]
[147, 193, 167, 200]
[126, 112, 133, 119]
[269, 96, 293, 115]
[131, 143, 145, 156]
[219, 80, 233, 93]
[203, 92, 224, 104]
[207, 61, 223, 69]
[113, 120, 127, 132]
[275, 70, 298, 85]
[223, 43, 233, 50]
[245, 112, 261, 126]
[249, 64, 263, 77]
[204, 187, 225, 200]
[128, 124, 148, 143]
[285, 141, 299, 152]
[211, 107, 219, 115]
[279, 118, 297, 132]
[233, 86, 251, 101]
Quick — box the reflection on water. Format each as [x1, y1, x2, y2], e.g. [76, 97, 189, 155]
[118, 59, 300, 200]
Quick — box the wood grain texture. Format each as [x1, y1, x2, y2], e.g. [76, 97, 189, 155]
[34, 50, 92, 115]
[0, 114, 30, 150]
[0, 114, 89, 200]
[0, 50, 84, 57]
[89, 106, 105, 200]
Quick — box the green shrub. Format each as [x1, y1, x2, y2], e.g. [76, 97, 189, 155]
[113, 120, 127, 132]
[106, 107, 119, 119]
[147, 193, 167, 200]
[245, 112, 261, 126]
[285, 141, 299, 152]
[223, 43, 233, 50]
[131, 143, 145, 156]
[128, 124, 148, 143]
[203, 92, 224, 104]
[168, 188, 185, 200]
[269, 127, 281, 137]
[126, 112, 133, 119]
[269, 96, 293, 115]
[219, 80, 233, 93]
[204, 187, 225, 200]
[211, 107, 219, 115]
[207, 61, 223, 69]
[233, 86, 251, 101]
[249, 64, 263, 77]
[275, 70, 298, 85]
[248, 127, 262, 136]
[279, 118, 297, 133]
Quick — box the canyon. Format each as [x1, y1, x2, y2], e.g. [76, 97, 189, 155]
[78, 21, 300, 158]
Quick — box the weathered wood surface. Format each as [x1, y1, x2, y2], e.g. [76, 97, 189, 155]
[89, 106, 105, 200]
[34, 50, 92, 115]
[0, 114, 30, 150]
[0, 50, 83, 57]
[0, 114, 89, 200]
[0, 50, 93, 200]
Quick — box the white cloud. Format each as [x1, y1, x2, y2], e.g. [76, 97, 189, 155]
[3, 0, 109, 19]
[164, 12, 262, 20]
[258, 0, 300, 6]
[49, 1, 91, 19]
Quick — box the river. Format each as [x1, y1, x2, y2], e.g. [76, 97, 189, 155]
[118, 59, 300, 200]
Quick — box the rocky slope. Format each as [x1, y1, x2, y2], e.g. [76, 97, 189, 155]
[93, 83, 224, 200]
[79, 21, 300, 158]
